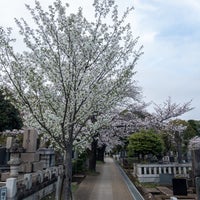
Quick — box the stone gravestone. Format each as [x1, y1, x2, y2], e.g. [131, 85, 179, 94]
[23, 129, 38, 152]
[37, 148, 55, 169]
[0, 147, 8, 166]
[159, 174, 174, 186]
[20, 129, 40, 173]
[162, 156, 170, 164]
[1, 137, 14, 181]
[172, 178, 187, 196]
[0, 186, 7, 200]
[6, 137, 13, 149]
[192, 149, 200, 200]
[169, 156, 175, 163]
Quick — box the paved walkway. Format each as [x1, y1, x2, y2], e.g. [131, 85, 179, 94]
[74, 157, 133, 200]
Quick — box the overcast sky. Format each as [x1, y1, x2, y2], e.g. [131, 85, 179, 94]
[0, 0, 199, 120]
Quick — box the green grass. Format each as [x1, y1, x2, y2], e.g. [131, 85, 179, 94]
[72, 183, 79, 192]
[96, 160, 105, 164]
[86, 170, 100, 176]
[140, 182, 159, 188]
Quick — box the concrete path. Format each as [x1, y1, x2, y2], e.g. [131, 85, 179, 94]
[74, 157, 133, 200]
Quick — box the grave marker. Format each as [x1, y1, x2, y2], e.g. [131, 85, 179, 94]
[6, 137, 13, 149]
[172, 178, 187, 196]
[0, 148, 7, 165]
[159, 174, 174, 186]
[23, 129, 38, 152]
[0, 187, 7, 200]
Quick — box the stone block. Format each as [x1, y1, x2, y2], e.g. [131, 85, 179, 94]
[170, 197, 178, 200]
[19, 162, 33, 173]
[159, 174, 174, 186]
[196, 177, 200, 199]
[20, 153, 40, 162]
[192, 149, 200, 176]
[24, 174, 32, 190]
[6, 137, 13, 149]
[1, 172, 10, 182]
[33, 161, 45, 172]
[0, 186, 7, 200]
[6, 178, 17, 198]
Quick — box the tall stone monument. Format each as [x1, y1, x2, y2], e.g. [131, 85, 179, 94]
[189, 136, 200, 200]
[23, 129, 39, 152]
[20, 129, 40, 172]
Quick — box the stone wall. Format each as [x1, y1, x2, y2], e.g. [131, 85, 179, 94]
[5, 165, 64, 200]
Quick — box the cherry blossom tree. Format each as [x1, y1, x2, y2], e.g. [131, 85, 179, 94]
[97, 98, 192, 161]
[0, 0, 142, 199]
[130, 97, 193, 132]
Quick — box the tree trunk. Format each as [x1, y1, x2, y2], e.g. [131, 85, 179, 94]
[97, 145, 106, 162]
[61, 144, 73, 200]
[88, 138, 98, 171]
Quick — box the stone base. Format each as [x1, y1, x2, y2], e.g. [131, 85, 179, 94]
[19, 162, 33, 173]
[21, 153, 40, 162]
[1, 172, 10, 181]
[33, 161, 45, 172]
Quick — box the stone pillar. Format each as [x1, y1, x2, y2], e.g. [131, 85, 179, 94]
[196, 177, 200, 200]
[154, 167, 157, 175]
[183, 167, 187, 175]
[173, 167, 176, 175]
[169, 167, 172, 174]
[6, 178, 17, 199]
[192, 149, 200, 177]
[144, 167, 147, 175]
[178, 167, 182, 174]
[137, 165, 141, 175]
[192, 149, 200, 200]
[55, 175, 62, 200]
[56, 165, 64, 200]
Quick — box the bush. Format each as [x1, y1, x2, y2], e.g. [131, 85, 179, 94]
[72, 158, 86, 174]
[127, 129, 164, 161]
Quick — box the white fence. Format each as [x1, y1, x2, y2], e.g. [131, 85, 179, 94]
[133, 163, 192, 183]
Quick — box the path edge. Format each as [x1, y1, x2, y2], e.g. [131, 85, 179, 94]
[115, 161, 145, 200]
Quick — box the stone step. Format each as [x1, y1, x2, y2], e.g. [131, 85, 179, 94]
[156, 186, 173, 196]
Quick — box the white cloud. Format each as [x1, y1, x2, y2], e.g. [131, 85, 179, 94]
[133, 0, 158, 12]
[181, 0, 200, 12]
[131, 0, 200, 120]
[0, 0, 199, 120]
[140, 31, 157, 44]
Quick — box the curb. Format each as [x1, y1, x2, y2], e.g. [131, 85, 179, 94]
[115, 161, 145, 200]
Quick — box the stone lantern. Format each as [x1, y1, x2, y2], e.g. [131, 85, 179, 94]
[7, 137, 24, 177]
